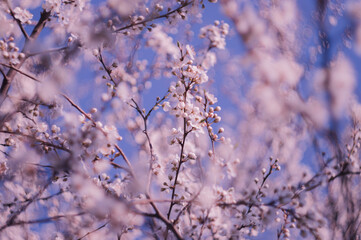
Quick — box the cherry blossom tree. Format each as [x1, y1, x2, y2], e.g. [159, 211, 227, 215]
[0, 0, 361, 239]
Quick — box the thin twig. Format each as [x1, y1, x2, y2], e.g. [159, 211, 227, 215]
[0, 63, 40, 82]
[114, 144, 136, 177]
[0, 130, 71, 153]
[62, 94, 95, 125]
[77, 221, 109, 240]
[115, 1, 194, 32]
[97, 49, 116, 85]
[3, 189, 65, 207]
[0, 212, 85, 232]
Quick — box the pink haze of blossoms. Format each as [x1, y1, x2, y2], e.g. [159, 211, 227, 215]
[0, 0, 361, 239]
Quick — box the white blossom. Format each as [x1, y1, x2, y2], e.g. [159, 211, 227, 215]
[13, 7, 33, 23]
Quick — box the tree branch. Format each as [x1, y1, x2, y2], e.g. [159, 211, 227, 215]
[115, 1, 194, 33]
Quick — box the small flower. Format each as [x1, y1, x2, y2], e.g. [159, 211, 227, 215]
[13, 7, 33, 24]
[82, 138, 92, 147]
[92, 49, 99, 57]
[51, 125, 60, 133]
[162, 102, 171, 112]
[155, 3, 163, 11]
[38, 122, 48, 132]
[188, 152, 197, 160]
